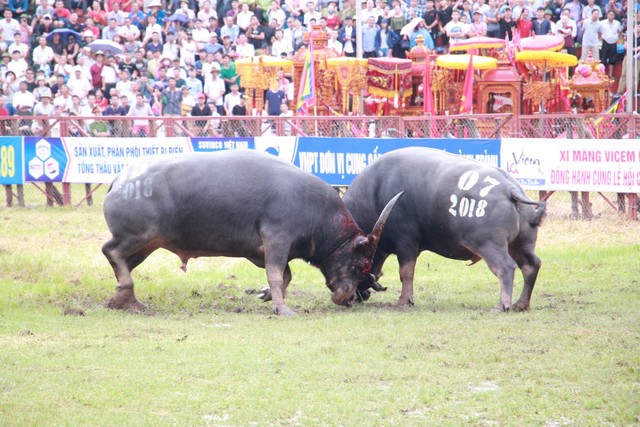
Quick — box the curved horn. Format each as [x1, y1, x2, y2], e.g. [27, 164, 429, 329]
[366, 190, 405, 258]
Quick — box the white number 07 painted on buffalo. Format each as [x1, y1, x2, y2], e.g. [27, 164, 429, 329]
[449, 171, 501, 218]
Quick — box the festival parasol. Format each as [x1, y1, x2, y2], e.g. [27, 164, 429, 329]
[46, 28, 81, 44]
[515, 50, 578, 69]
[235, 55, 294, 69]
[435, 54, 497, 70]
[516, 50, 577, 112]
[448, 36, 506, 52]
[519, 35, 565, 52]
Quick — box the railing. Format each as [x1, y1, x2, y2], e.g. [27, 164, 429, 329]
[1, 113, 638, 219]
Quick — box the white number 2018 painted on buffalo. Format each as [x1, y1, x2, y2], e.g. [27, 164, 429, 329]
[448, 171, 501, 218]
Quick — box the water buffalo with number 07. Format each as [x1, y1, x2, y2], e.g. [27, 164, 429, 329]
[102, 150, 403, 316]
[343, 147, 546, 312]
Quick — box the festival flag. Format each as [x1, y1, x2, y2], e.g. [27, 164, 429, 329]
[423, 52, 435, 116]
[459, 54, 474, 114]
[296, 39, 317, 115]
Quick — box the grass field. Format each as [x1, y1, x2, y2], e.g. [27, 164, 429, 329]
[0, 203, 639, 426]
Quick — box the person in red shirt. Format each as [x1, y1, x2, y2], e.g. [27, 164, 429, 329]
[89, 51, 104, 88]
[516, 7, 533, 37]
[53, 0, 71, 21]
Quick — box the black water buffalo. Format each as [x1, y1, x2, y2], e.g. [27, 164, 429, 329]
[343, 147, 546, 312]
[102, 150, 402, 316]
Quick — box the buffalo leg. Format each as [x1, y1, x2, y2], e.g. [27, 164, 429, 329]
[395, 246, 419, 306]
[397, 258, 416, 306]
[102, 237, 154, 311]
[511, 245, 541, 311]
[254, 263, 291, 303]
[262, 243, 296, 316]
[477, 244, 517, 312]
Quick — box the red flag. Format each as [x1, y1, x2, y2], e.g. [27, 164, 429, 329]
[459, 54, 474, 114]
[423, 52, 435, 115]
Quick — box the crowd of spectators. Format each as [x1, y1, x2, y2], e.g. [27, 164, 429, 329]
[0, 0, 635, 134]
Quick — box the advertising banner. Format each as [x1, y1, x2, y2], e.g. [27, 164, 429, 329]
[24, 137, 193, 183]
[0, 136, 23, 185]
[501, 138, 640, 192]
[293, 137, 501, 186]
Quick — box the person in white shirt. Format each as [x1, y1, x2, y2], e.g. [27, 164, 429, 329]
[66, 66, 92, 102]
[53, 85, 74, 112]
[223, 82, 242, 115]
[13, 80, 35, 114]
[204, 63, 226, 115]
[100, 55, 119, 96]
[268, 0, 286, 29]
[142, 14, 163, 44]
[599, 10, 622, 76]
[162, 32, 180, 59]
[116, 69, 136, 104]
[235, 33, 255, 58]
[236, 3, 254, 33]
[327, 29, 343, 55]
[197, 1, 217, 26]
[192, 19, 210, 50]
[303, 1, 322, 28]
[179, 32, 198, 67]
[0, 10, 20, 52]
[118, 17, 141, 40]
[7, 49, 28, 80]
[8, 32, 29, 58]
[32, 36, 54, 77]
[271, 29, 293, 57]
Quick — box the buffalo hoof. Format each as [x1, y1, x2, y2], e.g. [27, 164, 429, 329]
[273, 304, 296, 316]
[491, 303, 510, 314]
[512, 300, 530, 312]
[257, 287, 272, 302]
[396, 298, 415, 307]
[106, 294, 147, 313]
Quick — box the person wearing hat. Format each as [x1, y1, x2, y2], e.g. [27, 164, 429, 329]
[375, 18, 400, 57]
[467, 9, 487, 37]
[204, 62, 225, 115]
[190, 92, 214, 136]
[146, 0, 167, 26]
[532, 7, 551, 35]
[203, 31, 223, 55]
[33, 75, 51, 101]
[498, 7, 516, 39]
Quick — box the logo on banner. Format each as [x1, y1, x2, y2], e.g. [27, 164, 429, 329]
[29, 139, 60, 180]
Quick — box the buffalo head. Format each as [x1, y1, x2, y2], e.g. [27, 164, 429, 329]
[321, 191, 404, 307]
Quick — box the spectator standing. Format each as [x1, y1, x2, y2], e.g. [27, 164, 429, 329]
[362, 15, 377, 58]
[516, 7, 533, 37]
[375, 18, 399, 57]
[339, 16, 357, 57]
[162, 77, 182, 115]
[556, 10, 577, 55]
[532, 7, 551, 35]
[204, 63, 226, 114]
[235, 33, 256, 57]
[599, 10, 622, 77]
[190, 93, 213, 135]
[580, 9, 602, 60]
[498, 7, 516, 39]
[128, 93, 154, 136]
[101, 55, 119, 98]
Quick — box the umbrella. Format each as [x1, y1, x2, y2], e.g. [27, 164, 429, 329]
[88, 39, 124, 55]
[400, 17, 423, 37]
[435, 54, 497, 70]
[235, 55, 293, 69]
[448, 36, 506, 52]
[515, 50, 577, 69]
[46, 28, 81, 44]
[167, 13, 192, 23]
[519, 35, 565, 52]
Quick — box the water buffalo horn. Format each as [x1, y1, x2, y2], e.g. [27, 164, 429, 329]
[366, 191, 405, 259]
